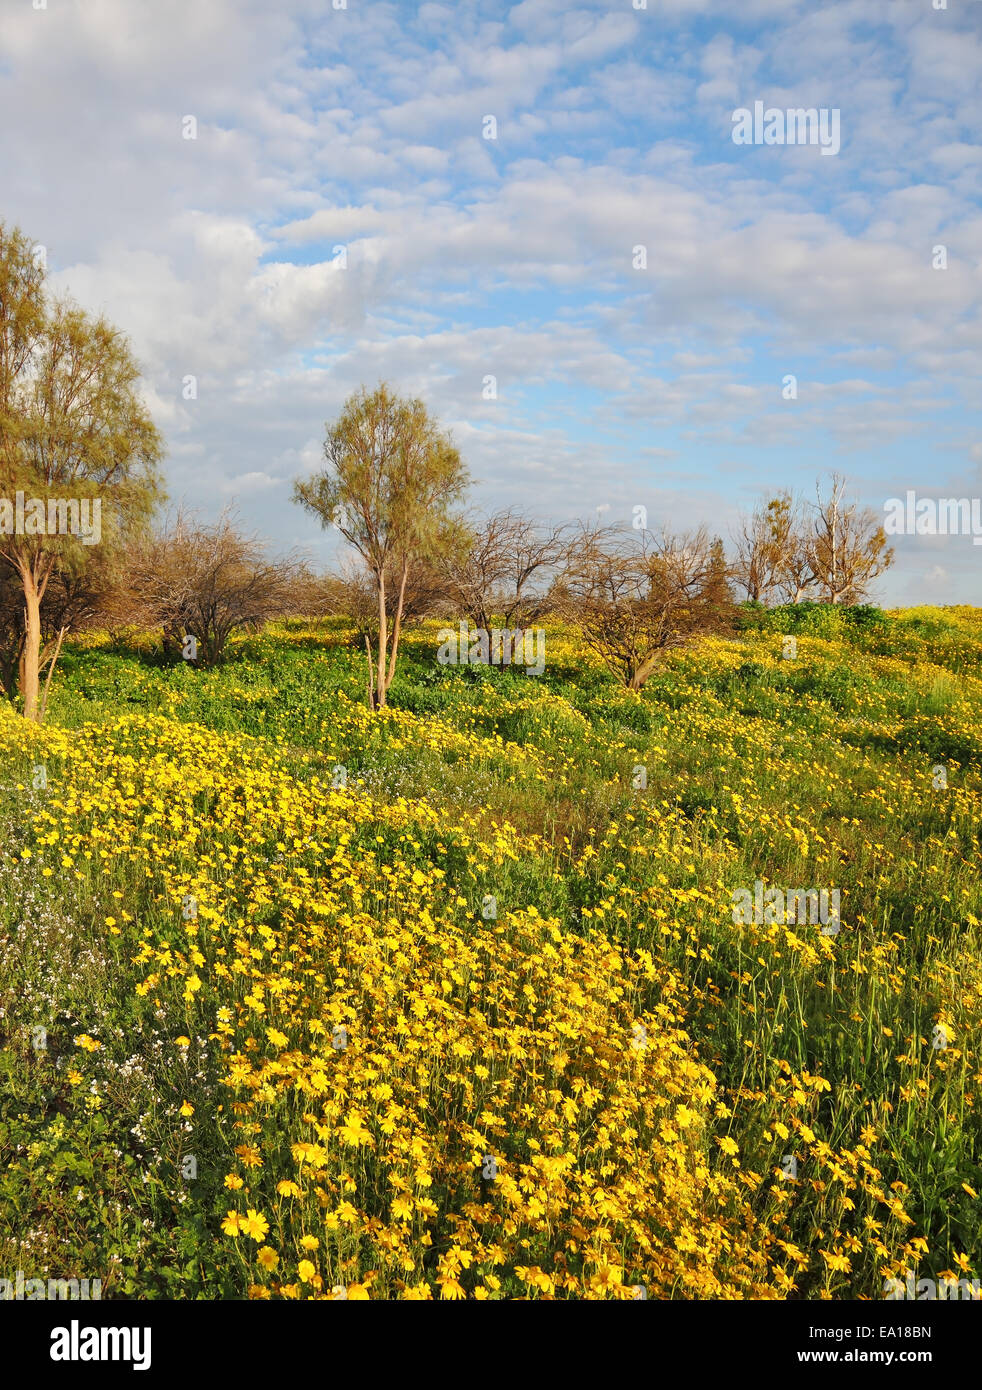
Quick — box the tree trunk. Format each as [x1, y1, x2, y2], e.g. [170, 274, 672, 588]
[17, 557, 49, 723]
[39, 626, 66, 724]
[364, 632, 376, 710]
[628, 653, 660, 690]
[375, 570, 388, 709]
[384, 559, 409, 695]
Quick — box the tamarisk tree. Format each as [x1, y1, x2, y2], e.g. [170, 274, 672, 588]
[0, 223, 163, 720]
[293, 382, 469, 709]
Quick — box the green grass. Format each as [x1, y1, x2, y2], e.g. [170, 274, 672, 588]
[1, 605, 981, 1298]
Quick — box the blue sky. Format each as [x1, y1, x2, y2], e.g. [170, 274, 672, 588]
[1, 0, 981, 603]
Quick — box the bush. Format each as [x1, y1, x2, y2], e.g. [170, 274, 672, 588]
[738, 601, 891, 641]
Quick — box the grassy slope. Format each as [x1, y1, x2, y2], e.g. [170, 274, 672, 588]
[0, 605, 980, 1299]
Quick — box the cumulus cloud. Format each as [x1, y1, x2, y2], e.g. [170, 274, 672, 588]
[0, 0, 978, 602]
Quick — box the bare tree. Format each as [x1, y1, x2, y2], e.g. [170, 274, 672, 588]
[732, 501, 778, 604]
[732, 491, 814, 605]
[807, 473, 893, 604]
[559, 524, 736, 690]
[436, 508, 572, 634]
[126, 511, 299, 666]
[771, 492, 816, 604]
[732, 481, 890, 607]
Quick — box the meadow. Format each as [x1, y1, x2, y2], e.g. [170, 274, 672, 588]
[1, 603, 980, 1300]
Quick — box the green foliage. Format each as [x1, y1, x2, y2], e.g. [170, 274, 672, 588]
[2, 607, 982, 1298]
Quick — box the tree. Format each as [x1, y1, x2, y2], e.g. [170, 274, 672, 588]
[560, 524, 736, 690]
[293, 382, 469, 709]
[733, 491, 813, 605]
[126, 510, 300, 666]
[732, 499, 778, 604]
[0, 223, 164, 719]
[770, 493, 816, 605]
[0, 563, 28, 703]
[733, 480, 892, 607]
[807, 472, 893, 604]
[435, 508, 572, 636]
[0, 548, 122, 709]
[700, 535, 736, 623]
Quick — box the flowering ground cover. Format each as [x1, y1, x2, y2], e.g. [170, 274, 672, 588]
[1, 606, 980, 1299]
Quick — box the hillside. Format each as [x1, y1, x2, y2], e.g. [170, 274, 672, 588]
[1, 605, 980, 1299]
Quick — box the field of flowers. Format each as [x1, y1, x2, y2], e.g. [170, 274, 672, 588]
[1, 605, 980, 1299]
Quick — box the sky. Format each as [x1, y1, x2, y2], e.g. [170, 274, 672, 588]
[1, 0, 980, 605]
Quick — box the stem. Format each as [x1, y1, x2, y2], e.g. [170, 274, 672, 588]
[39, 625, 66, 724]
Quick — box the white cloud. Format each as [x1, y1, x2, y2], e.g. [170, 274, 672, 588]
[0, 0, 978, 602]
